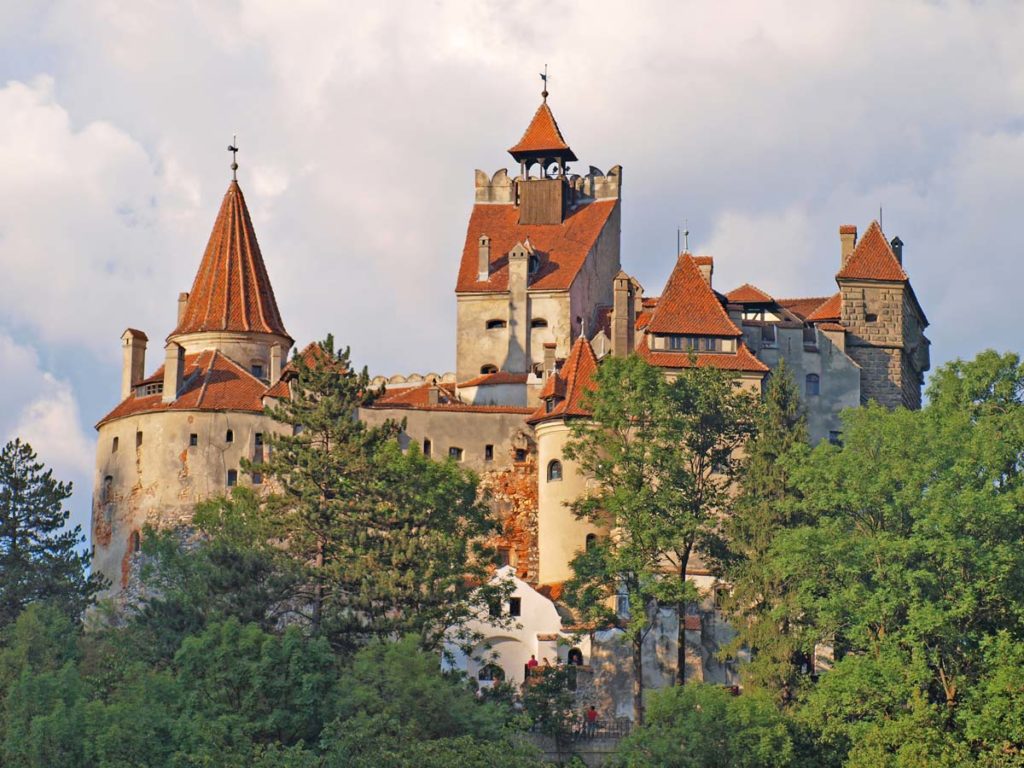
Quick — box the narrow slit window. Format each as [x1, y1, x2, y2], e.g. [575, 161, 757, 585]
[226, 429, 234, 444]
[135, 431, 143, 448]
[485, 320, 507, 330]
[189, 433, 198, 447]
[480, 364, 498, 375]
[484, 444, 494, 462]
[111, 436, 119, 453]
[423, 438, 432, 457]
[531, 318, 548, 328]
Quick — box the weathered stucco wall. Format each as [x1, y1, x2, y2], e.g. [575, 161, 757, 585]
[93, 408, 281, 597]
[569, 203, 621, 336]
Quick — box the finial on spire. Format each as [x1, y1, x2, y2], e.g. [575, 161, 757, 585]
[540, 64, 548, 101]
[228, 135, 239, 181]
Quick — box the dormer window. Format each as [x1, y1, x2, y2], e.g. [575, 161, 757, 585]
[485, 320, 507, 330]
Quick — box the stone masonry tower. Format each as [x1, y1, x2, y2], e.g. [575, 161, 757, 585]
[835, 222, 930, 409]
[92, 175, 294, 598]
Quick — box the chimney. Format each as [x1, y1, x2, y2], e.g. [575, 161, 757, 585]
[839, 225, 857, 268]
[427, 386, 439, 406]
[542, 343, 556, 380]
[611, 272, 635, 357]
[478, 235, 491, 280]
[696, 257, 714, 287]
[162, 342, 184, 404]
[890, 236, 903, 265]
[120, 329, 148, 400]
[270, 344, 283, 384]
[177, 292, 190, 326]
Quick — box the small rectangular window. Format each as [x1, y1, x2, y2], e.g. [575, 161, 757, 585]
[496, 547, 511, 567]
[449, 446, 463, 461]
[484, 444, 494, 462]
[514, 448, 527, 462]
[227, 469, 237, 486]
[668, 335, 683, 351]
[136, 431, 143, 448]
[111, 437, 119, 453]
[703, 337, 715, 352]
[189, 433, 198, 447]
[509, 597, 522, 617]
[251, 472, 262, 485]
[761, 325, 777, 347]
[251, 364, 264, 378]
[423, 438, 432, 457]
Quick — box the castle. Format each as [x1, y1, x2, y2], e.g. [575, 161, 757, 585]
[92, 85, 930, 707]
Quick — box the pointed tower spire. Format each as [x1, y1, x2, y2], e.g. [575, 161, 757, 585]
[171, 180, 291, 345]
[508, 71, 577, 165]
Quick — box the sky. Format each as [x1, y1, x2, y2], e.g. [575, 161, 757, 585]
[2, 0, 1023, 537]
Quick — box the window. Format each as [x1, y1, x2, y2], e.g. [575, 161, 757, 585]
[865, 313, 878, 323]
[805, 373, 820, 397]
[227, 469, 237, 487]
[547, 460, 563, 482]
[514, 448, 527, 462]
[142, 382, 163, 396]
[129, 530, 141, 554]
[545, 398, 555, 413]
[761, 324, 777, 348]
[478, 664, 504, 682]
[480, 364, 498, 374]
[485, 319, 507, 330]
[484, 444, 494, 462]
[803, 326, 818, 350]
[449, 446, 464, 461]
[135, 431, 143, 448]
[423, 438, 432, 457]
[251, 363, 264, 378]
[703, 337, 716, 352]
[531, 318, 548, 328]
[668, 335, 683, 351]
[226, 429, 234, 443]
[585, 533, 597, 551]
[254, 433, 264, 464]
[111, 437, 119, 453]
[496, 547, 511, 567]
[616, 592, 630, 619]
[509, 597, 522, 617]
[102, 475, 113, 504]
[189, 433, 198, 447]
[829, 430, 843, 446]
[567, 648, 584, 666]
[252, 472, 263, 485]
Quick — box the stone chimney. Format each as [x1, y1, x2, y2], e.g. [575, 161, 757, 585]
[162, 342, 185, 404]
[506, 242, 531, 372]
[478, 235, 491, 281]
[427, 386, 440, 406]
[121, 329, 148, 400]
[611, 271, 635, 357]
[890, 236, 903, 265]
[270, 344, 283, 384]
[177, 292, 190, 325]
[695, 257, 714, 287]
[839, 225, 858, 269]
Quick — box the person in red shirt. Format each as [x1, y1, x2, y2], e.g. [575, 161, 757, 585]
[585, 705, 598, 737]
[526, 655, 539, 677]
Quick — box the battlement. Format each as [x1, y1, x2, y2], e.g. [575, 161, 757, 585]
[369, 371, 456, 391]
[474, 165, 622, 205]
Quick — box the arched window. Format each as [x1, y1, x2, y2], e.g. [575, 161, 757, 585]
[111, 436, 119, 453]
[478, 664, 505, 682]
[547, 460, 563, 482]
[102, 475, 113, 504]
[129, 530, 141, 554]
[480, 364, 498, 375]
[531, 318, 548, 328]
[226, 429, 234, 443]
[485, 319, 507, 330]
[805, 374, 820, 397]
[567, 648, 584, 666]
[585, 533, 597, 551]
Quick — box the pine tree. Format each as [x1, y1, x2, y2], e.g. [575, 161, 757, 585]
[0, 439, 100, 628]
[720, 359, 812, 699]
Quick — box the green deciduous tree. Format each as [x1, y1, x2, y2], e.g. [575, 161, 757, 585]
[0, 439, 101, 628]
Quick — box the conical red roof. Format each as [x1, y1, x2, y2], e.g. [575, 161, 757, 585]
[172, 181, 290, 339]
[508, 100, 577, 161]
[529, 335, 598, 424]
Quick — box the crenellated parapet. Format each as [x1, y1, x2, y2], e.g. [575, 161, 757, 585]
[369, 371, 457, 391]
[474, 169, 515, 204]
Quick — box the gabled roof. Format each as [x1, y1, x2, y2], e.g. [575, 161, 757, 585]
[529, 336, 599, 424]
[172, 181, 291, 341]
[97, 350, 267, 427]
[646, 254, 741, 337]
[508, 100, 577, 162]
[370, 382, 533, 415]
[806, 292, 841, 323]
[638, 341, 769, 373]
[776, 296, 832, 321]
[726, 283, 774, 304]
[456, 200, 617, 293]
[836, 221, 908, 282]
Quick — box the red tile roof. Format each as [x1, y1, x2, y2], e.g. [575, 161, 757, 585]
[776, 296, 832, 320]
[456, 200, 617, 293]
[508, 100, 577, 161]
[638, 341, 769, 373]
[836, 221, 908, 282]
[529, 336, 599, 424]
[806, 292, 841, 322]
[646, 254, 741, 337]
[172, 181, 291, 341]
[818, 322, 846, 332]
[97, 350, 267, 427]
[371, 382, 533, 415]
[457, 371, 531, 388]
[726, 283, 774, 304]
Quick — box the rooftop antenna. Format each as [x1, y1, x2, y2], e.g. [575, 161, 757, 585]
[879, 205, 883, 232]
[683, 219, 690, 252]
[228, 135, 239, 181]
[540, 64, 549, 101]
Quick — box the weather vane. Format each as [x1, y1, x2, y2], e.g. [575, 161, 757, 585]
[228, 135, 239, 181]
[540, 64, 549, 101]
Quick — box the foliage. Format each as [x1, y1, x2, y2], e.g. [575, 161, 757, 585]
[0, 439, 101, 629]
